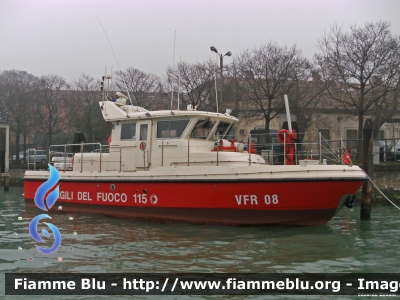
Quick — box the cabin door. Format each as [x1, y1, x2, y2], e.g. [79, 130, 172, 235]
[135, 121, 151, 169]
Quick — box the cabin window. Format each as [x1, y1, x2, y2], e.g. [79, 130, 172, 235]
[121, 123, 136, 140]
[157, 119, 190, 139]
[190, 119, 216, 139]
[140, 124, 148, 141]
[215, 121, 232, 139]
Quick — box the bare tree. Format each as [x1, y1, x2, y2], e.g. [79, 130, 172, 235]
[33, 75, 73, 148]
[0, 70, 38, 162]
[315, 21, 400, 159]
[114, 67, 163, 110]
[230, 42, 312, 137]
[72, 74, 109, 143]
[166, 60, 216, 111]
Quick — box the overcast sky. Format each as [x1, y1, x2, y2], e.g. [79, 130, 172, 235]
[1, 0, 400, 83]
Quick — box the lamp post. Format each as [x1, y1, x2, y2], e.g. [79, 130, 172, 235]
[210, 46, 231, 111]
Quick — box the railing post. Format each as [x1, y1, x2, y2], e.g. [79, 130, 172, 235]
[143, 147, 146, 169]
[99, 143, 102, 173]
[48, 148, 50, 169]
[64, 145, 67, 173]
[248, 134, 251, 166]
[284, 133, 286, 165]
[27, 151, 29, 170]
[319, 132, 322, 164]
[80, 144, 83, 173]
[119, 146, 122, 172]
[271, 143, 274, 165]
[217, 135, 219, 166]
[27, 148, 36, 171]
[340, 138, 343, 164]
[187, 137, 190, 166]
[161, 139, 164, 167]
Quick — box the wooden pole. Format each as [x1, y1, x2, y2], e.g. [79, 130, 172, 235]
[4, 175, 9, 192]
[361, 118, 373, 219]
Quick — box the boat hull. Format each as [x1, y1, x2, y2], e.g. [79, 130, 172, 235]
[24, 178, 364, 225]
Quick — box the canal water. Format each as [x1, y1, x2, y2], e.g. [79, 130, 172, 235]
[1, 187, 400, 299]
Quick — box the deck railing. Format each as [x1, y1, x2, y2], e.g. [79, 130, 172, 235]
[49, 143, 102, 173]
[26, 148, 38, 171]
[32, 134, 400, 173]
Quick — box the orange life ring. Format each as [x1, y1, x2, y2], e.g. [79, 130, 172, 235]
[140, 142, 146, 151]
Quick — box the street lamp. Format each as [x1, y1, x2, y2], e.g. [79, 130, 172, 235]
[210, 46, 231, 111]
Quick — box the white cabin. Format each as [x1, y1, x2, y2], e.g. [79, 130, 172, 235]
[72, 100, 265, 173]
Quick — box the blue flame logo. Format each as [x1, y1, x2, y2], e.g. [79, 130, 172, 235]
[29, 164, 62, 255]
[34, 165, 60, 211]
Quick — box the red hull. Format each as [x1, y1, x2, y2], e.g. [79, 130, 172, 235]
[24, 179, 363, 225]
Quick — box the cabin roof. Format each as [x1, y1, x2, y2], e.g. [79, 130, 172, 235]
[100, 101, 239, 123]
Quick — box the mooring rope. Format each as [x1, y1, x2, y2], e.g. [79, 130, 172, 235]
[366, 174, 400, 210]
[336, 139, 400, 210]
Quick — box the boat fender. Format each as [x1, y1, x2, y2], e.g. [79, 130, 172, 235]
[345, 194, 356, 208]
[237, 143, 245, 152]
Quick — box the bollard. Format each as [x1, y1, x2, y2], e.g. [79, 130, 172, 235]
[361, 118, 373, 219]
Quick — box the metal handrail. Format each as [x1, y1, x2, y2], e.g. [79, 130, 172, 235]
[39, 134, 362, 173]
[49, 143, 102, 173]
[27, 148, 36, 171]
[49, 150, 74, 172]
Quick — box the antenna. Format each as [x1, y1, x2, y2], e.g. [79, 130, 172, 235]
[97, 15, 133, 109]
[170, 30, 176, 111]
[110, 66, 113, 95]
[177, 56, 181, 111]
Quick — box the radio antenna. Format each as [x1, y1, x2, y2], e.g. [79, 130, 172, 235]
[97, 15, 133, 110]
[170, 30, 176, 112]
[177, 56, 181, 111]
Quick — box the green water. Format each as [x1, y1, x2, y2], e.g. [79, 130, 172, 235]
[1, 187, 400, 299]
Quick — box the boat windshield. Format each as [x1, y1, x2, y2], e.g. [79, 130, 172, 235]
[215, 121, 233, 139]
[190, 119, 216, 139]
[157, 119, 190, 139]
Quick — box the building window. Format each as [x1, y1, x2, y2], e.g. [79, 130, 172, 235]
[121, 123, 136, 140]
[346, 129, 358, 149]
